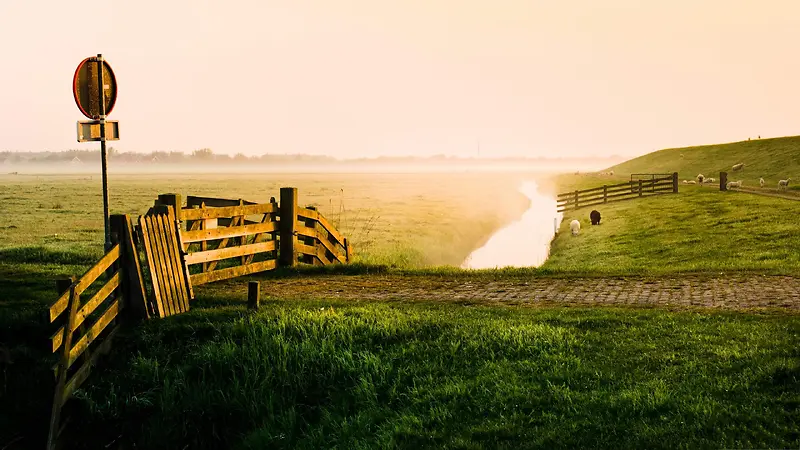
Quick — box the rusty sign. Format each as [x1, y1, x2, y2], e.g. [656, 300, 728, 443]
[72, 57, 117, 120]
[77, 120, 120, 142]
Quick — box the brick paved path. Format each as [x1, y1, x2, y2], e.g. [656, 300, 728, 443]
[212, 275, 800, 311]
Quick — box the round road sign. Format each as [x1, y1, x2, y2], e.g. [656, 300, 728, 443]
[72, 57, 117, 119]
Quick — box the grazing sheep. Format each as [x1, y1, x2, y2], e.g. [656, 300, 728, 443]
[682, 180, 689, 184]
[696, 174, 705, 184]
[732, 163, 745, 171]
[590, 210, 601, 225]
[570, 219, 581, 236]
[706, 177, 715, 184]
[687, 180, 697, 184]
[779, 178, 791, 190]
[726, 180, 743, 189]
[759, 177, 765, 188]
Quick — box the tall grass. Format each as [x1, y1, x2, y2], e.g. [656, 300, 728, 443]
[67, 301, 800, 449]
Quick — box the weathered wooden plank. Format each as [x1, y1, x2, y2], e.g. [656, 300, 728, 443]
[122, 215, 149, 319]
[181, 203, 278, 221]
[158, 213, 185, 313]
[173, 212, 195, 302]
[164, 210, 190, 312]
[47, 284, 79, 450]
[296, 207, 318, 221]
[48, 244, 120, 323]
[138, 215, 166, 318]
[190, 259, 278, 286]
[181, 221, 278, 243]
[50, 272, 120, 353]
[297, 226, 345, 263]
[296, 243, 318, 257]
[185, 240, 277, 265]
[316, 214, 345, 246]
[154, 214, 181, 316]
[147, 215, 174, 317]
[206, 215, 243, 272]
[61, 325, 119, 405]
[67, 298, 120, 368]
[185, 195, 257, 208]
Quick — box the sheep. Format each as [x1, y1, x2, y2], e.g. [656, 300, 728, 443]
[732, 163, 745, 171]
[570, 219, 581, 236]
[779, 178, 791, 190]
[590, 210, 601, 225]
[759, 177, 765, 188]
[687, 180, 697, 184]
[696, 174, 705, 184]
[726, 180, 743, 189]
[706, 177, 715, 184]
[682, 180, 689, 184]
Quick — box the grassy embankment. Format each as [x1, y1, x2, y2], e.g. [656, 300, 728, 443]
[543, 135, 800, 276]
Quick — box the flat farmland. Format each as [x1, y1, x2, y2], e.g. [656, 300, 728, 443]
[0, 171, 534, 268]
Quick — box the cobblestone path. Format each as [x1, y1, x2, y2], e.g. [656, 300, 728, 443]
[209, 274, 800, 311]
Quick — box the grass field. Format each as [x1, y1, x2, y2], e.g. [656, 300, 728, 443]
[3, 137, 800, 449]
[42, 299, 800, 449]
[0, 172, 531, 269]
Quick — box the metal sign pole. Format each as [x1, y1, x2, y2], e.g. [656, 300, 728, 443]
[96, 54, 111, 251]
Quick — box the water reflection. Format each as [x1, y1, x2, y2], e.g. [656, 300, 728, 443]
[462, 180, 561, 269]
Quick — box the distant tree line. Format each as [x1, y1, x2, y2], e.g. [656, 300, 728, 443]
[0, 149, 624, 166]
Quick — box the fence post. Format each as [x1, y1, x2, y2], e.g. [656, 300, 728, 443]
[110, 214, 149, 319]
[248, 281, 260, 310]
[279, 187, 298, 267]
[720, 171, 727, 191]
[573, 190, 578, 210]
[157, 193, 182, 224]
[672, 172, 679, 193]
[638, 180, 643, 197]
[603, 185, 608, 203]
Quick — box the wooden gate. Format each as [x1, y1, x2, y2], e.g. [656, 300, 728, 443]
[138, 205, 192, 317]
[46, 215, 146, 450]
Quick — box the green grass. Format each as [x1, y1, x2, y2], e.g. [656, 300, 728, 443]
[59, 299, 800, 449]
[545, 187, 800, 275]
[609, 135, 800, 190]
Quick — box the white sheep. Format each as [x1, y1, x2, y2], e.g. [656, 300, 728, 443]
[727, 180, 743, 189]
[732, 163, 745, 171]
[682, 180, 689, 184]
[759, 177, 765, 188]
[696, 173, 705, 184]
[779, 178, 791, 190]
[706, 177, 715, 183]
[570, 219, 581, 236]
[687, 180, 697, 184]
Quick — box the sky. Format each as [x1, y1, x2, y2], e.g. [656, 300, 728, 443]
[1, 0, 799, 159]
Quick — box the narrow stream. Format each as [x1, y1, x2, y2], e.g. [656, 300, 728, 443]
[461, 180, 562, 269]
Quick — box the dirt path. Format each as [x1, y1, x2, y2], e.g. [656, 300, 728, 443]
[206, 274, 800, 311]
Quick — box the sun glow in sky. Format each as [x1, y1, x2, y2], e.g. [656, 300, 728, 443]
[1, 0, 799, 158]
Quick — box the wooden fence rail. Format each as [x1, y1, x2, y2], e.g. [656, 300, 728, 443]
[557, 173, 678, 212]
[47, 214, 146, 450]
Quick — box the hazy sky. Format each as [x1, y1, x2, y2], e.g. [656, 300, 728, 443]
[1, 0, 799, 158]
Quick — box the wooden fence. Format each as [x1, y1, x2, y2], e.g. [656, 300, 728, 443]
[557, 172, 678, 212]
[44, 187, 352, 449]
[46, 215, 146, 450]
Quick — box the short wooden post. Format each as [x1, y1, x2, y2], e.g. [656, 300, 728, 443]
[47, 283, 79, 450]
[344, 238, 351, 262]
[279, 187, 298, 267]
[638, 180, 643, 196]
[672, 172, 679, 193]
[573, 190, 578, 210]
[248, 281, 260, 310]
[603, 185, 608, 203]
[157, 193, 182, 223]
[720, 171, 728, 191]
